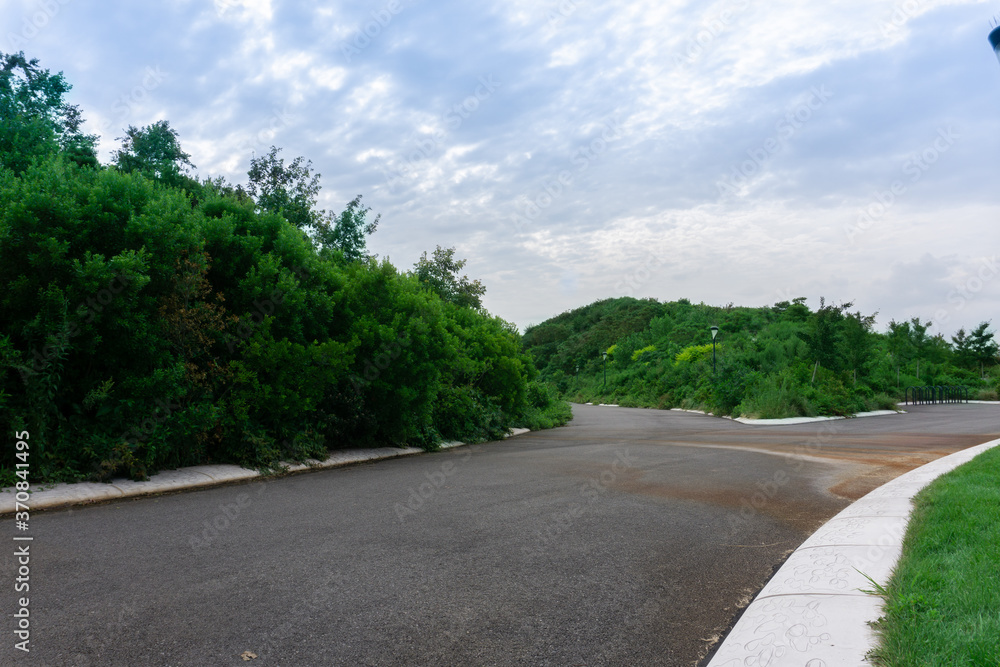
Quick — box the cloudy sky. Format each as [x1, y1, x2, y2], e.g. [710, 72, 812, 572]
[6, 0, 1000, 335]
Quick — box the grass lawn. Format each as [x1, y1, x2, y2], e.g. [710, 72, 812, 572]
[866, 444, 1000, 666]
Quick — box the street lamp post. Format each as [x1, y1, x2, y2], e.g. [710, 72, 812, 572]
[710, 326, 719, 375]
[602, 351, 608, 390]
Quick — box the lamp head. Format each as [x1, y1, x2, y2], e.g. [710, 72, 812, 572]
[710, 326, 719, 340]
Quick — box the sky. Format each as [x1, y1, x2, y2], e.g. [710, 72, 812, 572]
[5, 0, 1000, 336]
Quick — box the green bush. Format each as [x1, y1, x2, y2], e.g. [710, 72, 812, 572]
[523, 295, 996, 421]
[0, 156, 539, 483]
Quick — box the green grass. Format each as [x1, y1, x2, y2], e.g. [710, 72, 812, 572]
[866, 445, 1000, 666]
[514, 399, 573, 430]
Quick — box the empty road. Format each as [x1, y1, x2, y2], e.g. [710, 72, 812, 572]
[3, 403, 997, 666]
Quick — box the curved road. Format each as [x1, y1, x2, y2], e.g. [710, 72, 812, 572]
[3, 404, 997, 665]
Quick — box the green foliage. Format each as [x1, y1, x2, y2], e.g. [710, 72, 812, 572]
[952, 321, 997, 376]
[112, 120, 195, 186]
[1, 51, 98, 173]
[739, 371, 813, 419]
[524, 295, 994, 419]
[522, 296, 668, 376]
[412, 245, 486, 309]
[516, 380, 572, 429]
[0, 154, 542, 482]
[675, 344, 712, 365]
[631, 344, 656, 362]
[0, 58, 553, 483]
[314, 194, 379, 262]
[246, 146, 322, 231]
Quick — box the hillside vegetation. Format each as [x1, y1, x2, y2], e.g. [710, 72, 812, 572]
[0, 51, 569, 485]
[522, 296, 998, 418]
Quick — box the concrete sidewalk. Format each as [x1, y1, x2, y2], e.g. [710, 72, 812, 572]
[706, 436, 1000, 666]
[0, 429, 530, 516]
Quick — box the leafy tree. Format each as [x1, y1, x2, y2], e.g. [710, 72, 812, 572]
[773, 297, 810, 322]
[0, 51, 98, 172]
[413, 246, 486, 309]
[953, 327, 972, 363]
[0, 58, 549, 486]
[954, 322, 998, 377]
[970, 322, 999, 377]
[246, 146, 321, 230]
[313, 194, 380, 262]
[112, 120, 195, 185]
[805, 298, 850, 372]
[907, 317, 932, 379]
[885, 319, 914, 379]
[840, 309, 877, 383]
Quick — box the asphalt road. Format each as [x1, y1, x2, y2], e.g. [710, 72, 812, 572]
[3, 403, 997, 666]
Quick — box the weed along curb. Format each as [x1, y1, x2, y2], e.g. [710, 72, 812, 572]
[705, 436, 1000, 666]
[670, 407, 905, 425]
[0, 429, 531, 516]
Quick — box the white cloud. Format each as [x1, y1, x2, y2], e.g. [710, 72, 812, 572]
[11, 0, 1000, 335]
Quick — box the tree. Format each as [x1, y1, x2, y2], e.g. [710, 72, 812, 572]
[112, 120, 195, 185]
[952, 327, 972, 366]
[907, 317, 931, 379]
[773, 297, 810, 322]
[839, 309, 877, 384]
[313, 195, 379, 262]
[955, 322, 998, 377]
[886, 319, 913, 381]
[805, 298, 850, 372]
[413, 246, 486, 309]
[0, 51, 98, 172]
[246, 146, 321, 230]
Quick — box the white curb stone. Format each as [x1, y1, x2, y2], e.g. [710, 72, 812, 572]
[669, 408, 904, 425]
[707, 437, 1000, 666]
[0, 428, 532, 515]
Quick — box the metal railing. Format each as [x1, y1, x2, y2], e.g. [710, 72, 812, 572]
[904, 386, 969, 405]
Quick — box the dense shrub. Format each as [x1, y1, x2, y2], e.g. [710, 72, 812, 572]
[0, 157, 543, 483]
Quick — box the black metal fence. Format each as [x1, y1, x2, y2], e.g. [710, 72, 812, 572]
[905, 386, 969, 405]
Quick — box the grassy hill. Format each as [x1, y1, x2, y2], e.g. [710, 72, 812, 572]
[522, 297, 999, 418]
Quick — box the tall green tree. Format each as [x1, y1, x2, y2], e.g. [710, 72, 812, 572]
[886, 319, 913, 379]
[0, 51, 98, 173]
[413, 246, 486, 309]
[773, 296, 810, 322]
[954, 322, 998, 377]
[112, 120, 195, 185]
[313, 194, 380, 262]
[246, 146, 321, 230]
[907, 317, 932, 379]
[840, 309, 877, 383]
[805, 298, 849, 372]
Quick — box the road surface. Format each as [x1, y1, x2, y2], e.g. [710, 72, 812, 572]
[2, 403, 996, 665]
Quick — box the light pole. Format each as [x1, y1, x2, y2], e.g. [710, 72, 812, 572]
[602, 351, 608, 391]
[710, 326, 719, 375]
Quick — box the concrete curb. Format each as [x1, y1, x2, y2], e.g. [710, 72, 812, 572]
[0, 428, 531, 516]
[706, 436, 1000, 666]
[669, 407, 905, 425]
